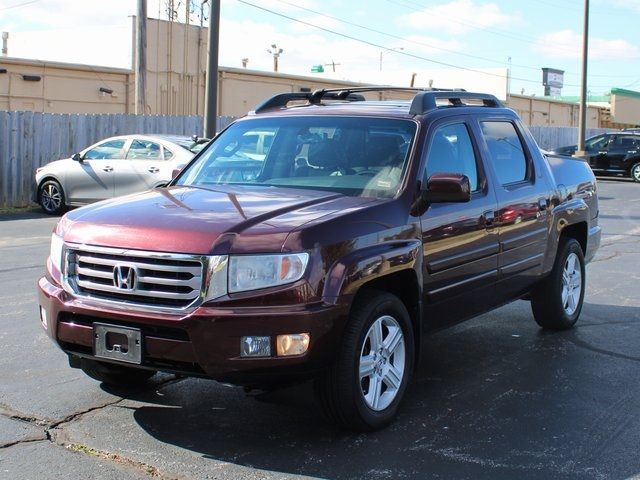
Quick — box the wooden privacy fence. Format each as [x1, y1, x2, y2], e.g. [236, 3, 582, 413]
[528, 126, 611, 151]
[0, 111, 614, 208]
[0, 112, 236, 208]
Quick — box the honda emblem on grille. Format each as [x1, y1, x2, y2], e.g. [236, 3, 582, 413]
[113, 265, 137, 290]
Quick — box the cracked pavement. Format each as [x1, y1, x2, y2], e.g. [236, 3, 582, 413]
[1, 178, 639, 479]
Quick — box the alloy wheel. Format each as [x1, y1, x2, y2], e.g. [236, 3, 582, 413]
[561, 252, 582, 316]
[41, 183, 62, 213]
[359, 315, 406, 411]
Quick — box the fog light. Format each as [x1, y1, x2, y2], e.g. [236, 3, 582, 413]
[240, 336, 271, 357]
[276, 333, 310, 357]
[39, 306, 48, 329]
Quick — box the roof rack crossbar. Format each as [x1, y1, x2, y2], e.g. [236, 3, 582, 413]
[253, 91, 366, 113]
[252, 87, 502, 115]
[252, 92, 312, 114]
[410, 91, 503, 115]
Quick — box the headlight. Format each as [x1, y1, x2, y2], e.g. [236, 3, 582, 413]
[229, 253, 309, 293]
[49, 233, 64, 272]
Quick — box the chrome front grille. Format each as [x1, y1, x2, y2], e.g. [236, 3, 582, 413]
[65, 245, 205, 309]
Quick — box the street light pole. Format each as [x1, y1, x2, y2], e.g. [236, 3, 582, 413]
[268, 44, 283, 72]
[576, 0, 589, 156]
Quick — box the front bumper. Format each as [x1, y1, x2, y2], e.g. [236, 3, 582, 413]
[38, 276, 349, 385]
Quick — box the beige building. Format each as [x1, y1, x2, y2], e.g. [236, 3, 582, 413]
[0, 17, 637, 128]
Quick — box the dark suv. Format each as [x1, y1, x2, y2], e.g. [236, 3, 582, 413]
[38, 88, 600, 431]
[551, 131, 640, 182]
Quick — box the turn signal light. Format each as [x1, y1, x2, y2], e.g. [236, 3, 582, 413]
[276, 333, 310, 357]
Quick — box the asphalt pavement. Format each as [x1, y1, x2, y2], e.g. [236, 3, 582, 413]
[1, 178, 639, 480]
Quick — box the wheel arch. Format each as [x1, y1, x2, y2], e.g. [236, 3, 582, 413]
[352, 270, 423, 366]
[322, 240, 424, 367]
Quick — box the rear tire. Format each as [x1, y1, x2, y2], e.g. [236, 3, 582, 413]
[630, 163, 640, 183]
[80, 359, 156, 387]
[38, 179, 67, 215]
[531, 238, 585, 330]
[315, 289, 414, 431]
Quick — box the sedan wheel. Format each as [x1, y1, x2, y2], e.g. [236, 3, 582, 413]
[631, 163, 640, 183]
[39, 180, 66, 215]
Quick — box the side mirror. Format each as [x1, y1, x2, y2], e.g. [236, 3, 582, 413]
[171, 168, 181, 179]
[71, 153, 83, 162]
[425, 173, 471, 203]
[410, 173, 471, 216]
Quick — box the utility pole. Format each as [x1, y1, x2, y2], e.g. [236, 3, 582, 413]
[135, 0, 147, 114]
[576, 0, 589, 157]
[268, 44, 283, 72]
[204, 0, 220, 138]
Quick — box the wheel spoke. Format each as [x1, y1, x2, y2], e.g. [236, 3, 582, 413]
[384, 326, 403, 354]
[567, 290, 576, 311]
[369, 319, 383, 351]
[366, 374, 382, 410]
[566, 255, 576, 274]
[561, 287, 569, 308]
[359, 353, 375, 379]
[383, 365, 402, 390]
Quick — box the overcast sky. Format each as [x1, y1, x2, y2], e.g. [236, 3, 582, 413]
[1, 0, 639, 98]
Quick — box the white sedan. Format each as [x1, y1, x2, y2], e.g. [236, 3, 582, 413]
[35, 134, 200, 214]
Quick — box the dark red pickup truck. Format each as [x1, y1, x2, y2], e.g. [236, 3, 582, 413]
[38, 88, 600, 431]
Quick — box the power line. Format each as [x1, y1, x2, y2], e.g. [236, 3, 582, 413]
[236, 0, 543, 85]
[274, 0, 536, 71]
[274, 0, 636, 81]
[0, 0, 40, 11]
[235, 0, 617, 89]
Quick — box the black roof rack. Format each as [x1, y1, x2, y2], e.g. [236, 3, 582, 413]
[251, 86, 503, 115]
[253, 91, 365, 114]
[409, 91, 503, 115]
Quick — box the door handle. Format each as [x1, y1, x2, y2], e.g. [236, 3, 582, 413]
[148, 167, 160, 173]
[482, 210, 495, 230]
[102, 166, 113, 172]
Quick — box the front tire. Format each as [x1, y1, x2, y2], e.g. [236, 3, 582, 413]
[315, 290, 414, 431]
[80, 359, 156, 387]
[630, 163, 640, 183]
[38, 179, 66, 215]
[531, 238, 585, 330]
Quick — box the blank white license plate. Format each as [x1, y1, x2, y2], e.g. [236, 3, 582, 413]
[93, 323, 142, 364]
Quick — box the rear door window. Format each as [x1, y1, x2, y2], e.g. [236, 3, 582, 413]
[126, 140, 162, 160]
[481, 121, 529, 186]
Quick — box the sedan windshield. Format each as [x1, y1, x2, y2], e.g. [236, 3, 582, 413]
[176, 116, 417, 198]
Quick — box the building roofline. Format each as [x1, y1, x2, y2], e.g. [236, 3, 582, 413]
[219, 66, 367, 87]
[611, 88, 640, 100]
[0, 56, 133, 75]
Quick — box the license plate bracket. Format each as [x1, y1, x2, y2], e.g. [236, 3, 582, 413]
[94, 323, 142, 364]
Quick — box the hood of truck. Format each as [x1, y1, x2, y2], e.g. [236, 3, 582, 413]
[60, 185, 376, 255]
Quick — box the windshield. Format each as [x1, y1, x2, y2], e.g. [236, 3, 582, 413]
[176, 116, 417, 198]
